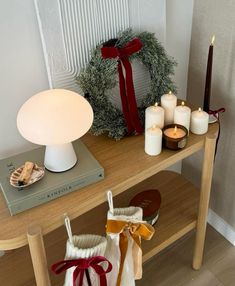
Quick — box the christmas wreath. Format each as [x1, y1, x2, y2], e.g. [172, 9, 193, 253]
[77, 29, 177, 140]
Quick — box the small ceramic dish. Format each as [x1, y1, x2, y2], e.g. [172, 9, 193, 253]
[10, 164, 45, 189]
[208, 113, 218, 124]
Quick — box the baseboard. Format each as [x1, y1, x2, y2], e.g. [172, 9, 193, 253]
[207, 208, 235, 246]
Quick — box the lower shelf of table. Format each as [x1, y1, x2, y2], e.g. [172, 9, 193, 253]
[140, 171, 198, 261]
[0, 170, 200, 286]
[110, 170, 199, 262]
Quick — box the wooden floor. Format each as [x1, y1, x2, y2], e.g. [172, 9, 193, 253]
[0, 225, 234, 285]
[137, 226, 235, 286]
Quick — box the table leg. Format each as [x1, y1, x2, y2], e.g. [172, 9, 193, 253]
[27, 225, 51, 286]
[192, 133, 217, 270]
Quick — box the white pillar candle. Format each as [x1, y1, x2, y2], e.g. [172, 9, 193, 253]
[161, 91, 177, 125]
[174, 101, 191, 132]
[190, 108, 209, 135]
[145, 125, 162, 156]
[145, 103, 164, 131]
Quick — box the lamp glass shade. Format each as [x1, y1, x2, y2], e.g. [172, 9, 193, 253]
[17, 89, 93, 146]
[16, 89, 93, 172]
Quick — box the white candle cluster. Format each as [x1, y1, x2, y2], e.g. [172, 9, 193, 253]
[174, 101, 191, 132]
[145, 103, 164, 130]
[145, 125, 162, 156]
[190, 108, 209, 134]
[144, 91, 209, 156]
[161, 91, 177, 125]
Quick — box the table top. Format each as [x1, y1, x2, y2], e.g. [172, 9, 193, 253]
[0, 121, 219, 250]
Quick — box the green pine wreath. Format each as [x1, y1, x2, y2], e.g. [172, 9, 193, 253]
[77, 29, 177, 140]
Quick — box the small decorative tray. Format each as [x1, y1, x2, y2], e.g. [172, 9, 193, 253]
[209, 114, 218, 124]
[10, 164, 45, 189]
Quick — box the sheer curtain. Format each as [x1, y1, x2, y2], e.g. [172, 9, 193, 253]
[183, 0, 235, 234]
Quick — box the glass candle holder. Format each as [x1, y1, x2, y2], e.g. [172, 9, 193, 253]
[162, 124, 188, 150]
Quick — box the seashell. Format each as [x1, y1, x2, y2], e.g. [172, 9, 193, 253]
[10, 164, 45, 189]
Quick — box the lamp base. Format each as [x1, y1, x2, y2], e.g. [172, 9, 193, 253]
[44, 142, 77, 172]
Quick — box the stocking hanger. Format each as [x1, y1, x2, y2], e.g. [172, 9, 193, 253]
[106, 190, 114, 214]
[64, 213, 73, 245]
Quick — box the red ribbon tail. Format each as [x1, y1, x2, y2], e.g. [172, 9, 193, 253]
[101, 38, 143, 135]
[99, 273, 108, 286]
[73, 267, 84, 286]
[90, 256, 112, 286]
[118, 61, 134, 134]
[92, 264, 108, 286]
[85, 269, 92, 286]
[121, 57, 143, 134]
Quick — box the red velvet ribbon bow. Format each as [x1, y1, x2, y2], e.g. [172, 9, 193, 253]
[51, 256, 112, 286]
[208, 107, 225, 119]
[101, 38, 144, 135]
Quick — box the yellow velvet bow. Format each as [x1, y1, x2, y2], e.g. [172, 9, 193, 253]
[106, 219, 155, 286]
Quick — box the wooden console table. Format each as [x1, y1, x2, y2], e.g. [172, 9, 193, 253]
[0, 122, 218, 285]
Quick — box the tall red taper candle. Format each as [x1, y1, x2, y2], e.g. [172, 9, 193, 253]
[203, 36, 215, 112]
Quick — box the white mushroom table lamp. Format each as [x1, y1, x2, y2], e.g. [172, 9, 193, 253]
[17, 89, 94, 172]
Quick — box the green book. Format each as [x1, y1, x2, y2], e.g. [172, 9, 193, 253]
[0, 140, 104, 215]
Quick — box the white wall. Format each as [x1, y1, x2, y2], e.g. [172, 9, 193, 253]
[0, 0, 49, 159]
[166, 0, 194, 172]
[0, 0, 193, 162]
[183, 0, 235, 239]
[166, 0, 194, 101]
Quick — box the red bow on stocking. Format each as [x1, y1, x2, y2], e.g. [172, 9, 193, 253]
[51, 256, 112, 286]
[101, 38, 143, 135]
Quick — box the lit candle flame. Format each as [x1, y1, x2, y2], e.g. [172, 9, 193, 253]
[174, 126, 177, 135]
[152, 124, 157, 130]
[198, 107, 202, 112]
[211, 35, 215, 45]
[154, 102, 158, 107]
[169, 91, 172, 95]
[181, 101, 185, 106]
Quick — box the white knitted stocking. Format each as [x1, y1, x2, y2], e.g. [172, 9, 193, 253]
[64, 234, 107, 286]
